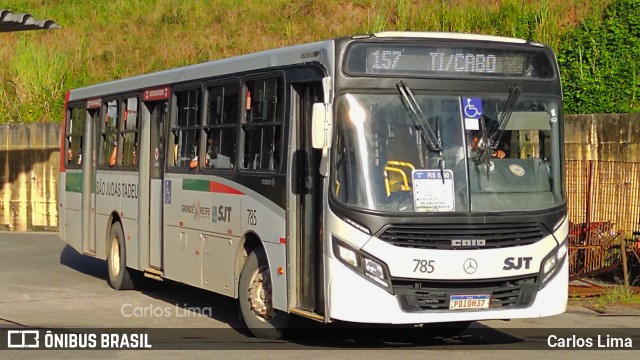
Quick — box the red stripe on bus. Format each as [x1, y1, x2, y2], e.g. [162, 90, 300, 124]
[209, 181, 244, 195]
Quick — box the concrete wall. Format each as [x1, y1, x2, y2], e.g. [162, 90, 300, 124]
[0, 114, 639, 231]
[0, 123, 60, 231]
[565, 113, 640, 162]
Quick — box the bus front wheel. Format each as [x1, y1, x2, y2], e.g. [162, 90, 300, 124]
[107, 222, 135, 290]
[239, 247, 289, 339]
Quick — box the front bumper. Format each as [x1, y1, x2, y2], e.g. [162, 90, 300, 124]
[327, 255, 568, 324]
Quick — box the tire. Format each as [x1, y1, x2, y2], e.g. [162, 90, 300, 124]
[107, 222, 135, 290]
[238, 247, 289, 339]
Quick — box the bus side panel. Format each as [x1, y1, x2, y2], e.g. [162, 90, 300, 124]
[58, 172, 66, 242]
[120, 173, 140, 270]
[202, 182, 242, 297]
[94, 171, 121, 261]
[94, 212, 110, 261]
[149, 179, 163, 268]
[162, 175, 202, 288]
[238, 189, 287, 312]
[63, 170, 83, 252]
[121, 217, 139, 269]
[262, 242, 287, 311]
[202, 233, 237, 297]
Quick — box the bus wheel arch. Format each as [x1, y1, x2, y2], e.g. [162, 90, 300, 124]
[106, 215, 134, 290]
[237, 233, 289, 339]
[104, 212, 122, 259]
[234, 231, 262, 293]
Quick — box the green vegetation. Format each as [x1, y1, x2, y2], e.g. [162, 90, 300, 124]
[559, 0, 640, 114]
[0, 0, 625, 123]
[595, 285, 640, 305]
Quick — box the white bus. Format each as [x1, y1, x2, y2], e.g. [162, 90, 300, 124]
[59, 32, 568, 339]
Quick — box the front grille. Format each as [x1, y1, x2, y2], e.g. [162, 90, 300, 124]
[377, 223, 548, 249]
[393, 275, 538, 312]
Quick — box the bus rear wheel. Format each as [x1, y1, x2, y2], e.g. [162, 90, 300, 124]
[239, 247, 289, 339]
[107, 222, 135, 290]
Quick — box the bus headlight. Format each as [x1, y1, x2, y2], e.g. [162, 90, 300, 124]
[539, 239, 568, 289]
[332, 236, 391, 291]
[336, 244, 359, 268]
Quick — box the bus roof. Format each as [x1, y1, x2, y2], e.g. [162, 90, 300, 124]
[68, 39, 335, 101]
[68, 32, 534, 102]
[372, 31, 527, 44]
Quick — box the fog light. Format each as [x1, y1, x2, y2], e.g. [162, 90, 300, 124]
[364, 258, 388, 287]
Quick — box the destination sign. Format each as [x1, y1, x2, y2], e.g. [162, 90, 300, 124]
[87, 98, 101, 109]
[143, 87, 170, 101]
[345, 43, 553, 79]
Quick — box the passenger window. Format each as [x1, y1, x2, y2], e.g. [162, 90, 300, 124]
[120, 97, 139, 167]
[170, 89, 202, 169]
[100, 99, 119, 168]
[241, 78, 283, 171]
[66, 106, 86, 168]
[205, 82, 238, 170]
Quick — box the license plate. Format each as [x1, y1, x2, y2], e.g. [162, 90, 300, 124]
[449, 294, 490, 310]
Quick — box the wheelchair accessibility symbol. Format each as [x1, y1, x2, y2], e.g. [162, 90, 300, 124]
[462, 97, 483, 119]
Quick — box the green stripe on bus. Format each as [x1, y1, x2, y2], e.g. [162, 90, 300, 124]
[181, 179, 245, 195]
[65, 172, 83, 193]
[182, 179, 210, 192]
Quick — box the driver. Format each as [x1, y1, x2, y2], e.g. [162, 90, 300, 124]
[470, 135, 506, 159]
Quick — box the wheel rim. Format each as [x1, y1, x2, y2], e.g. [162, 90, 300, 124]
[110, 236, 121, 276]
[247, 265, 275, 322]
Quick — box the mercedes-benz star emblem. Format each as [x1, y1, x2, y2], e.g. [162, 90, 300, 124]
[463, 258, 478, 274]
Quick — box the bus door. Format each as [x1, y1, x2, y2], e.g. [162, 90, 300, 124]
[145, 96, 169, 269]
[292, 82, 324, 312]
[82, 104, 101, 254]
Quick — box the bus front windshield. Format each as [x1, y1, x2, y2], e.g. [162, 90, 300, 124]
[331, 91, 564, 214]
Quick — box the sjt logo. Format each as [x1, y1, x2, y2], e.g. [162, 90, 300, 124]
[503, 257, 533, 270]
[212, 205, 232, 223]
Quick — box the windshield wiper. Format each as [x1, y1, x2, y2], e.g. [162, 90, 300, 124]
[479, 115, 492, 180]
[396, 81, 446, 183]
[489, 84, 521, 149]
[396, 81, 442, 152]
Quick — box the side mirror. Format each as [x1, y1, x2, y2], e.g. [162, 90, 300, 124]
[311, 103, 333, 149]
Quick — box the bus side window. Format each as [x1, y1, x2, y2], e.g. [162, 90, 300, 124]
[241, 77, 283, 171]
[66, 105, 86, 168]
[100, 99, 119, 168]
[120, 97, 139, 168]
[205, 81, 238, 169]
[171, 89, 202, 169]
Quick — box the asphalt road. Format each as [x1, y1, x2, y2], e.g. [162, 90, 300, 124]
[0, 231, 638, 359]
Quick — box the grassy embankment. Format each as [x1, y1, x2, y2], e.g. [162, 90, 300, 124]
[0, 0, 609, 123]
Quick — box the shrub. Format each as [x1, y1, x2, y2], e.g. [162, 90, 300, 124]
[558, 0, 640, 114]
